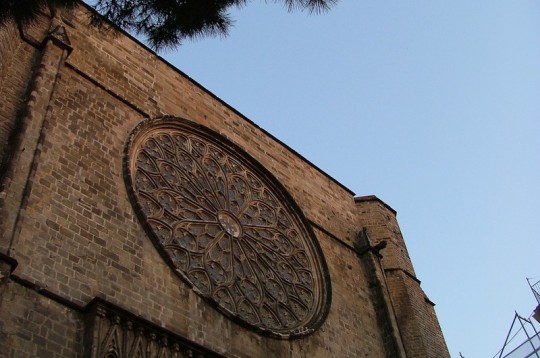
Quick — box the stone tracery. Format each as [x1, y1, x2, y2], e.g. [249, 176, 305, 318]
[125, 118, 330, 337]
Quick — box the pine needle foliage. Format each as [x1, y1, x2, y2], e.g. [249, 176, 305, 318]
[0, 0, 79, 26]
[0, 0, 338, 50]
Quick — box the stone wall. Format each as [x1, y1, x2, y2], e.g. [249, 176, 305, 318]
[0, 3, 449, 357]
[0, 282, 83, 357]
[355, 196, 450, 357]
[0, 19, 38, 174]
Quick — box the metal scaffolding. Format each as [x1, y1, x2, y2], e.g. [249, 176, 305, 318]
[496, 278, 540, 358]
[498, 313, 540, 358]
[528, 278, 540, 306]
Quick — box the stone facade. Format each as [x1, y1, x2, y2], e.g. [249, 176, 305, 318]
[0, 3, 449, 357]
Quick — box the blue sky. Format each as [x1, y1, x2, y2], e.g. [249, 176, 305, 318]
[141, 1, 540, 356]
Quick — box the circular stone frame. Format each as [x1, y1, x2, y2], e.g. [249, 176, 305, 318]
[124, 117, 331, 338]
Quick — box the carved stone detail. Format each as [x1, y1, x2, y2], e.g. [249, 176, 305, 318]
[84, 299, 220, 358]
[124, 117, 331, 337]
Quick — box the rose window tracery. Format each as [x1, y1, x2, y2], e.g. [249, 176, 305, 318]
[124, 117, 331, 338]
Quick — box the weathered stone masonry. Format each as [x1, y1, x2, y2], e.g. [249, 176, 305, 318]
[0, 3, 449, 357]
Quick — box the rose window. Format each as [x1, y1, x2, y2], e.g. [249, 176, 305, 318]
[124, 117, 331, 338]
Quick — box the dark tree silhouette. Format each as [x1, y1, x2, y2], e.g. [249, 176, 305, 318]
[0, 0, 79, 26]
[0, 0, 338, 50]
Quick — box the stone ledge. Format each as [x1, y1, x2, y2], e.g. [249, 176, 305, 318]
[354, 195, 397, 216]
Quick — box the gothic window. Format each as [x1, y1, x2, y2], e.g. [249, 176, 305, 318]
[124, 117, 331, 338]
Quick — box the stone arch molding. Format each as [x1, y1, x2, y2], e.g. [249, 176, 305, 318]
[124, 117, 331, 338]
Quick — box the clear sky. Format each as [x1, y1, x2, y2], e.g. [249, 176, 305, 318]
[146, 1, 539, 356]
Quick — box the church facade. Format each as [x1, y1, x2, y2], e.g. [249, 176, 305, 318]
[0, 3, 449, 357]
